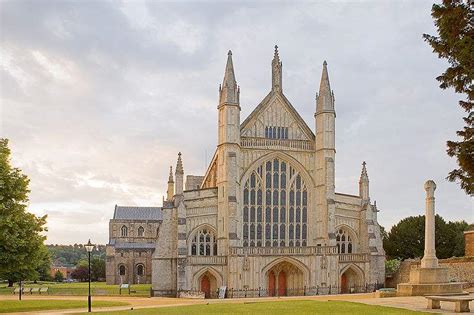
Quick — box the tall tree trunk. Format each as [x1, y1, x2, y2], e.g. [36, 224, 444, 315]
[8, 280, 14, 287]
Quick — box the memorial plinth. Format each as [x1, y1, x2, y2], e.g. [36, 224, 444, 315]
[397, 180, 464, 296]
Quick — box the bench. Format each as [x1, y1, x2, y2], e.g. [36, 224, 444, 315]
[39, 287, 49, 295]
[30, 288, 40, 294]
[425, 295, 474, 313]
[13, 287, 20, 294]
[22, 287, 32, 294]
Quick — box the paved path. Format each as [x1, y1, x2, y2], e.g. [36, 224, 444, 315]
[2, 293, 473, 314]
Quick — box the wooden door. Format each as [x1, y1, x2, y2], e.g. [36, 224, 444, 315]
[341, 273, 348, 293]
[201, 275, 211, 298]
[278, 271, 286, 296]
[268, 271, 276, 296]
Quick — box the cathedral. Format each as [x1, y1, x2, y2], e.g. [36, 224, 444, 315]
[151, 46, 385, 298]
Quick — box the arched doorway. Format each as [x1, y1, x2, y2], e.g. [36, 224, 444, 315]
[199, 271, 217, 298]
[266, 261, 304, 296]
[340, 266, 364, 293]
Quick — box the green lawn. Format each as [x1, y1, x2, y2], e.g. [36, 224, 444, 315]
[0, 300, 129, 313]
[96, 300, 426, 315]
[0, 282, 150, 296]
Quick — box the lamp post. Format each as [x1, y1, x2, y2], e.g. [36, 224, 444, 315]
[84, 239, 94, 313]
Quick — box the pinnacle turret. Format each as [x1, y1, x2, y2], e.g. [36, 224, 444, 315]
[176, 152, 184, 175]
[272, 45, 283, 92]
[219, 50, 239, 105]
[168, 166, 174, 183]
[360, 161, 369, 182]
[359, 161, 370, 200]
[316, 60, 334, 113]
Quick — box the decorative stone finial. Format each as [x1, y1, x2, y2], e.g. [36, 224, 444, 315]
[228, 50, 232, 56]
[323, 60, 327, 66]
[272, 45, 282, 92]
[176, 152, 184, 175]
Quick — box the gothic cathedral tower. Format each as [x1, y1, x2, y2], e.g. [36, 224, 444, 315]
[216, 51, 241, 255]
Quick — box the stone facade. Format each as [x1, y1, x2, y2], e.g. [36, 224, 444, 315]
[106, 206, 162, 285]
[151, 47, 385, 298]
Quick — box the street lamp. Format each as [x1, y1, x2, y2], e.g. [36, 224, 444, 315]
[85, 239, 94, 313]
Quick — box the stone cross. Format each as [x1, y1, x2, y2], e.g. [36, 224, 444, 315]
[421, 180, 438, 268]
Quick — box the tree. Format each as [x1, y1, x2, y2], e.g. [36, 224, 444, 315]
[423, 1, 474, 195]
[54, 270, 64, 282]
[70, 265, 89, 282]
[91, 258, 105, 282]
[384, 214, 469, 260]
[0, 138, 49, 286]
[36, 245, 52, 282]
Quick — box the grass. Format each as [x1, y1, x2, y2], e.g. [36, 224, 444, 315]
[0, 281, 151, 296]
[95, 300, 426, 315]
[0, 299, 129, 313]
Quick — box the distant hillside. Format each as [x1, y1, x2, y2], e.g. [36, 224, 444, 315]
[47, 244, 106, 267]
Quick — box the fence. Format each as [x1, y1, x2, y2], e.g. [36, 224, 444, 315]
[173, 283, 384, 299]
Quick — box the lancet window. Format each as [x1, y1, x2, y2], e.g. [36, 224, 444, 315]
[190, 228, 217, 256]
[336, 228, 353, 253]
[265, 126, 288, 139]
[121, 225, 128, 237]
[243, 158, 308, 247]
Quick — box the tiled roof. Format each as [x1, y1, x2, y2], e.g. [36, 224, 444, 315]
[113, 206, 162, 220]
[112, 242, 156, 249]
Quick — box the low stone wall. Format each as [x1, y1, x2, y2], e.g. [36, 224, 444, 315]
[386, 257, 474, 288]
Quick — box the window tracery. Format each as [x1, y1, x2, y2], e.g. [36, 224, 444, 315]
[190, 228, 217, 256]
[336, 228, 353, 253]
[121, 225, 128, 237]
[243, 158, 308, 247]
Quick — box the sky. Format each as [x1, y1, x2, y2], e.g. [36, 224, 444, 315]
[1, 0, 472, 245]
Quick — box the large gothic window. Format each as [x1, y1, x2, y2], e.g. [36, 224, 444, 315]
[190, 228, 217, 256]
[243, 158, 308, 247]
[336, 228, 353, 253]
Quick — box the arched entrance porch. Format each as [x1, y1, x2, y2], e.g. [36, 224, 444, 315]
[264, 260, 305, 296]
[340, 265, 364, 293]
[193, 267, 222, 299]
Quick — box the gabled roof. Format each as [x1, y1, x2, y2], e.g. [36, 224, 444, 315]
[113, 206, 162, 220]
[240, 90, 315, 140]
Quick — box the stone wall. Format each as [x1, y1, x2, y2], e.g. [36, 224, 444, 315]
[386, 257, 474, 288]
[465, 231, 474, 257]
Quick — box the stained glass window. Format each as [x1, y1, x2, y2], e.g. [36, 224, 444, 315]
[243, 158, 308, 247]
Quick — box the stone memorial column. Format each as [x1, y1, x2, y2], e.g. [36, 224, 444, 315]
[421, 180, 438, 268]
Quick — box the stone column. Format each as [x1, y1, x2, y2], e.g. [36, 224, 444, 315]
[421, 180, 438, 268]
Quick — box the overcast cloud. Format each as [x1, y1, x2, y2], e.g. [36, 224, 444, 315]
[1, 0, 472, 245]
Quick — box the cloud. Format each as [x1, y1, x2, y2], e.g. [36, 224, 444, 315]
[1, 0, 472, 244]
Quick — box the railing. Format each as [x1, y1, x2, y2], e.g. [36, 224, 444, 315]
[229, 246, 338, 256]
[189, 283, 384, 299]
[338, 253, 370, 262]
[241, 137, 314, 151]
[188, 256, 227, 265]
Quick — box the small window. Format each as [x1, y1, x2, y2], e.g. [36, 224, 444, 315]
[138, 226, 145, 237]
[119, 265, 126, 275]
[136, 264, 144, 276]
[121, 226, 128, 237]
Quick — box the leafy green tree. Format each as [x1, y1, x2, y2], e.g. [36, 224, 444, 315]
[384, 214, 469, 260]
[54, 270, 64, 282]
[0, 138, 49, 286]
[36, 245, 52, 282]
[423, 1, 474, 195]
[91, 258, 106, 281]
